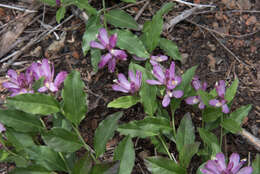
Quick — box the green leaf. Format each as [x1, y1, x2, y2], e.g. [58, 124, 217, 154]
[196, 163, 206, 174]
[90, 161, 119, 174]
[5, 129, 35, 151]
[221, 118, 242, 134]
[176, 113, 195, 153]
[230, 104, 252, 125]
[25, 146, 67, 172]
[74, 0, 97, 15]
[91, 49, 101, 73]
[82, 15, 102, 55]
[159, 38, 181, 61]
[105, 9, 139, 30]
[94, 112, 123, 158]
[56, 6, 66, 23]
[141, 3, 174, 52]
[108, 95, 140, 109]
[7, 93, 60, 115]
[114, 136, 135, 174]
[0, 110, 43, 133]
[179, 142, 200, 168]
[10, 165, 52, 174]
[252, 154, 260, 174]
[202, 108, 223, 122]
[129, 62, 157, 115]
[197, 90, 213, 107]
[62, 71, 87, 126]
[39, 0, 56, 6]
[115, 30, 149, 58]
[145, 157, 186, 174]
[225, 78, 239, 103]
[117, 116, 171, 138]
[32, 77, 45, 92]
[150, 136, 168, 154]
[198, 128, 218, 146]
[72, 152, 93, 174]
[42, 127, 83, 152]
[176, 66, 197, 97]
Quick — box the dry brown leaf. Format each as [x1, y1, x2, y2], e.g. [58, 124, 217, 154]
[207, 54, 216, 72]
[246, 16, 257, 26]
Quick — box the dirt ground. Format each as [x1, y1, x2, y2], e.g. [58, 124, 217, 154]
[0, 0, 259, 173]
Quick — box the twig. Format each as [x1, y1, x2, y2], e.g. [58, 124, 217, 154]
[164, 7, 199, 30]
[134, 0, 150, 21]
[186, 19, 260, 38]
[0, 3, 37, 13]
[239, 128, 260, 152]
[171, 0, 216, 8]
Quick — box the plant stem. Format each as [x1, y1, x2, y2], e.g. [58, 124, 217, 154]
[102, 0, 107, 29]
[72, 125, 97, 162]
[58, 152, 71, 173]
[157, 135, 174, 161]
[220, 115, 223, 148]
[0, 137, 26, 160]
[171, 112, 177, 138]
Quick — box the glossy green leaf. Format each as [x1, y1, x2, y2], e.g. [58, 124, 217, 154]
[72, 152, 93, 174]
[43, 128, 83, 152]
[90, 161, 119, 174]
[105, 9, 139, 30]
[114, 136, 135, 174]
[145, 157, 186, 174]
[179, 142, 200, 168]
[252, 154, 260, 174]
[115, 30, 149, 58]
[7, 93, 60, 115]
[159, 38, 181, 61]
[62, 71, 87, 126]
[0, 110, 43, 133]
[82, 15, 102, 55]
[198, 128, 218, 146]
[56, 6, 66, 23]
[129, 62, 157, 116]
[230, 104, 252, 125]
[94, 112, 123, 158]
[5, 129, 35, 151]
[141, 3, 174, 52]
[107, 95, 140, 109]
[91, 49, 101, 73]
[225, 78, 239, 103]
[74, 0, 97, 15]
[202, 108, 223, 122]
[221, 118, 242, 134]
[176, 66, 197, 97]
[117, 116, 171, 138]
[25, 146, 67, 172]
[176, 113, 195, 153]
[10, 165, 52, 174]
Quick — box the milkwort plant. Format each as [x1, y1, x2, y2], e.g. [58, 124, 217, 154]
[0, 0, 259, 174]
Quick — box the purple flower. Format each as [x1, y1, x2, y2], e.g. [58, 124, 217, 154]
[185, 76, 207, 109]
[133, 54, 168, 66]
[56, 0, 61, 6]
[2, 69, 34, 96]
[209, 80, 229, 114]
[146, 61, 183, 107]
[0, 123, 6, 133]
[201, 152, 253, 174]
[112, 70, 142, 94]
[90, 28, 127, 73]
[31, 59, 67, 93]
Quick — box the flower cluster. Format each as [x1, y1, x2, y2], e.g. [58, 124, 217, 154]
[2, 59, 67, 96]
[112, 70, 142, 94]
[90, 28, 127, 73]
[133, 54, 168, 66]
[209, 80, 229, 114]
[185, 76, 207, 109]
[201, 153, 253, 174]
[146, 61, 183, 107]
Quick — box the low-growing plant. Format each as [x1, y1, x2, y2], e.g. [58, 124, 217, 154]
[0, 0, 259, 174]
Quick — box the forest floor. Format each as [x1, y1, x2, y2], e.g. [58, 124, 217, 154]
[0, 0, 259, 173]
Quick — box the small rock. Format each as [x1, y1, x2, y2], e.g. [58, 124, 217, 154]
[181, 53, 189, 65]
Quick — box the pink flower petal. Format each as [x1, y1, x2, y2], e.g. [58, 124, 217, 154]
[98, 53, 112, 68]
[54, 71, 67, 88]
[216, 80, 226, 98]
[222, 104, 229, 114]
[198, 102, 205, 109]
[2, 82, 19, 89]
[236, 167, 253, 174]
[38, 86, 48, 93]
[209, 99, 221, 107]
[228, 153, 240, 173]
[0, 123, 6, 133]
[133, 55, 146, 61]
[108, 58, 116, 73]
[41, 59, 52, 81]
[152, 65, 165, 83]
[109, 33, 117, 48]
[118, 73, 131, 90]
[162, 94, 171, 107]
[111, 49, 127, 60]
[146, 80, 163, 85]
[215, 153, 226, 171]
[112, 84, 129, 93]
[204, 160, 220, 174]
[185, 96, 199, 105]
[98, 28, 109, 46]
[90, 41, 105, 49]
[172, 90, 183, 98]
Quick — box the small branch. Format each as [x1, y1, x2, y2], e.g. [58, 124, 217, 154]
[0, 3, 37, 13]
[171, 0, 216, 8]
[239, 129, 260, 152]
[134, 0, 150, 21]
